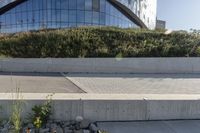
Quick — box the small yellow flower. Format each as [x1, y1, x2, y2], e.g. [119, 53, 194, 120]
[34, 117, 42, 129]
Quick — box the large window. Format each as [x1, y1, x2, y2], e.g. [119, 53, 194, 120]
[0, 0, 139, 33]
[92, 0, 100, 12]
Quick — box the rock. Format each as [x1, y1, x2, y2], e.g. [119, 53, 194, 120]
[56, 126, 64, 133]
[54, 119, 62, 123]
[46, 122, 51, 128]
[3, 121, 10, 129]
[69, 120, 76, 125]
[62, 121, 71, 128]
[74, 130, 83, 133]
[64, 127, 73, 133]
[83, 130, 90, 133]
[80, 120, 90, 129]
[39, 128, 50, 133]
[89, 123, 98, 132]
[1, 120, 8, 126]
[75, 116, 83, 123]
[51, 128, 57, 133]
[50, 123, 58, 130]
[1, 121, 11, 133]
[0, 127, 9, 133]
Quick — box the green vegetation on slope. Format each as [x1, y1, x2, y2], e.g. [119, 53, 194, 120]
[0, 27, 200, 58]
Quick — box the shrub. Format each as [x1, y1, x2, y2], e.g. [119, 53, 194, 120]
[28, 94, 53, 129]
[0, 27, 200, 57]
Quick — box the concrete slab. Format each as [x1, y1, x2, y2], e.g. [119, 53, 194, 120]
[1, 58, 200, 73]
[66, 73, 200, 94]
[97, 120, 200, 133]
[2, 72, 200, 95]
[0, 72, 84, 93]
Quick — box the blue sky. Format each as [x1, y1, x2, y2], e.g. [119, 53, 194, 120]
[157, 0, 200, 31]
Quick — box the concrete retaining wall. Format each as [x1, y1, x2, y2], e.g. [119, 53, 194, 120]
[0, 58, 200, 73]
[2, 99, 200, 121]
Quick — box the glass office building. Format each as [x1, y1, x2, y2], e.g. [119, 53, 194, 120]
[0, 0, 157, 33]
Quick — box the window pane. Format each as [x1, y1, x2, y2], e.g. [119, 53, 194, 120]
[92, 0, 100, 12]
[69, 0, 77, 9]
[100, 13, 105, 25]
[69, 10, 76, 23]
[92, 11, 99, 24]
[33, 0, 40, 10]
[77, 0, 85, 10]
[85, 11, 92, 23]
[77, 10, 85, 23]
[47, 0, 52, 9]
[85, 0, 92, 10]
[56, 0, 61, 9]
[61, 0, 68, 9]
[100, 0, 105, 12]
[61, 10, 68, 22]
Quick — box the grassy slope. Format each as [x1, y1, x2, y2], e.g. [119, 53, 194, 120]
[0, 27, 200, 58]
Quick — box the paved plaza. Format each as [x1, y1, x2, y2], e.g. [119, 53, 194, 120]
[0, 72, 83, 93]
[1, 72, 200, 94]
[66, 73, 200, 94]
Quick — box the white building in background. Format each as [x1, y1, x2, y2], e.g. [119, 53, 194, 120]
[116, 0, 157, 29]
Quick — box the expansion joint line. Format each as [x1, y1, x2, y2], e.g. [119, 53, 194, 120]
[60, 72, 87, 93]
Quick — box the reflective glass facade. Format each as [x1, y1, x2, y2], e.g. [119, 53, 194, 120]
[0, 0, 141, 33]
[116, 0, 157, 29]
[0, 0, 16, 8]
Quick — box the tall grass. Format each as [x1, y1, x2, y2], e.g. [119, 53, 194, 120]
[11, 87, 23, 133]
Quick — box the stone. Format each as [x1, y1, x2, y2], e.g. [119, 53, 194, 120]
[80, 120, 90, 129]
[50, 123, 58, 130]
[62, 121, 71, 128]
[39, 128, 50, 133]
[64, 127, 73, 133]
[46, 122, 51, 128]
[75, 116, 83, 123]
[56, 126, 64, 133]
[54, 119, 62, 123]
[74, 130, 83, 133]
[1, 120, 8, 126]
[3, 121, 10, 129]
[83, 130, 90, 133]
[0, 127, 9, 133]
[89, 123, 98, 132]
[47, 120, 53, 124]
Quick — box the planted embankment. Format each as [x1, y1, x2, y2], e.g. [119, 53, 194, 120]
[0, 27, 200, 58]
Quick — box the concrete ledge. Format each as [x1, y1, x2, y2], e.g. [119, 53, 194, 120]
[1, 93, 200, 121]
[1, 58, 200, 73]
[1, 93, 200, 100]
